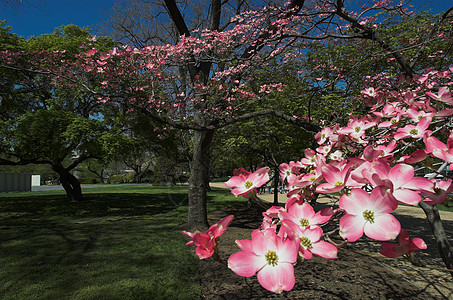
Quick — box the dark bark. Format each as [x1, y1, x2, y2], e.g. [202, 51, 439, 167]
[187, 128, 215, 230]
[52, 164, 83, 202]
[418, 201, 453, 277]
[273, 168, 279, 205]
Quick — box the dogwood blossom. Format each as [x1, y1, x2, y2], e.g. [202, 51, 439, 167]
[339, 187, 401, 242]
[228, 228, 299, 293]
[380, 229, 427, 258]
[183, 215, 234, 259]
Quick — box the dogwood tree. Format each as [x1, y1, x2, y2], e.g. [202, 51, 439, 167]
[1, 1, 452, 230]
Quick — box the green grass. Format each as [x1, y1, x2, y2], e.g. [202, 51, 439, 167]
[0, 185, 243, 300]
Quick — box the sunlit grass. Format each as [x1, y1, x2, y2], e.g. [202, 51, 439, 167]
[0, 185, 243, 299]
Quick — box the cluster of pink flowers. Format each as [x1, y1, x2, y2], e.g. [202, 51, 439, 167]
[182, 215, 234, 259]
[183, 67, 453, 293]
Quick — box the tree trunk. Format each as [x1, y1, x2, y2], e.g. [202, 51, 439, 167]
[187, 129, 215, 230]
[273, 168, 279, 205]
[52, 164, 83, 201]
[96, 168, 105, 184]
[418, 201, 453, 277]
[135, 164, 142, 183]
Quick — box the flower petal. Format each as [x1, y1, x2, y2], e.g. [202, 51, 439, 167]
[228, 251, 264, 277]
[339, 188, 370, 215]
[380, 243, 400, 258]
[364, 214, 401, 241]
[257, 263, 295, 293]
[393, 189, 421, 205]
[339, 214, 365, 242]
[388, 164, 414, 189]
[311, 240, 338, 259]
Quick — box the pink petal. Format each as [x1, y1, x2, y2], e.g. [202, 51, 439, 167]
[316, 182, 343, 193]
[311, 240, 338, 259]
[252, 228, 279, 255]
[339, 214, 365, 242]
[278, 236, 299, 263]
[339, 188, 369, 215]
[288, 202, 315, 221]
[409, 238, 427, 252]
[364, 214, 400, 241]
[310, 207, 334, 225]
[209, 215, 234, 238]
[300, 248, 313, 260]
[402, 177, 434, 192]
[301, 227, 323, 242]
[182, 230, 194, 238]
[321, 164, 341, 184]
[228, 251, 264, 277]
[393, 189, 421, 205]
[235, 239, 253, 252]
[397, 229, 410, 246]
[369, 187, 398, 214]
[388, 164, 414, 189]
[424, 135, 446, 154]
[279, 220, 298, 239]
[417, 116, 432, 131]
[224, 175, 246, 188]
[257, 263, 295, 293]
[195, 246, 214, 259]
[380, 243, 400, 258]
[192, 232, 213, 247]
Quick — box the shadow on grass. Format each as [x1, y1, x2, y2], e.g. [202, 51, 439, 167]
[0, 186, 241, 299]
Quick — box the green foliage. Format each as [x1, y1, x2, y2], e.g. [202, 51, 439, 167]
[18, 24, 115, 54]
[2, 109, 108, 163]
[0, 20, 22, 51]
[108, 173, 136, 184]
[77, 177, 100, 184]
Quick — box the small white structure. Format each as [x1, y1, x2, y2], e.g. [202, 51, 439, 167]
[0, 173, 31, 193]
[32, 175, 41, 186]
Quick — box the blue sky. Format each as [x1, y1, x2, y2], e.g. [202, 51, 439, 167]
[1, 0, 117, 38]
[1, 0, 452, 39]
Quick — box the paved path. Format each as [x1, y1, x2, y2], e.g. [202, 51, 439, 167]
[31, 183, 148, 192]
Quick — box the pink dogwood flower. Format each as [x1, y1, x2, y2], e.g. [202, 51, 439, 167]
[183, 215, 234, 259]
[421, 178, 453, 206]
[424, 133, 453, 169]
[224, 167, 270, 197]
[315, 126, 334, 145]
[362, 163, 434, 205]
[315, 163, 355, 193]
[380, 229, 427, 258]
[394, 116, 432, 140]
[337, 117, 375, 139]
[279, 201, 334, 231]
[296, 227, 338, 260]
[228, 228, 299, 293]
[339, 187, 401, 242]
[426, 86, 453, 105]
[279, 161, 301, 183]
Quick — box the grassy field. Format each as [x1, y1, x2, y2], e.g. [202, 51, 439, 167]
[0, 185, 243, 300]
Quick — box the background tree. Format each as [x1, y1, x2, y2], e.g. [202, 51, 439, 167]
[0, 24, 118, 201]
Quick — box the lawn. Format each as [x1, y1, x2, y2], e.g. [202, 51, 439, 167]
[0, 185, 243, 300]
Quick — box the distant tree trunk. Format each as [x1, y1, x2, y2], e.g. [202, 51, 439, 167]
[86, 162, 105, 183]
[187, 128, 214, 230]
[273, 167, 279, 205]
[99, 171, 105, 184]
[52, 164, 83, 201]
[134, 164, 142, 183]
